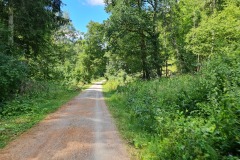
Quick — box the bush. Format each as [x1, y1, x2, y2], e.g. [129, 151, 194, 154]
[198, 54, 240, 157]
[0, 54, 28, 102]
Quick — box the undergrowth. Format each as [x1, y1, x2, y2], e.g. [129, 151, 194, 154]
[104, 55, 240, 160]
[0, 81, 80, 148]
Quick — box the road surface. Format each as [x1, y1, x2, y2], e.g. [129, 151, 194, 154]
[0, 82, 130, 160]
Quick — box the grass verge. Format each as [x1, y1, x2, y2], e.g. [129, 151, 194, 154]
[103, 80, 144, 160]
[0, 82, 81, 148]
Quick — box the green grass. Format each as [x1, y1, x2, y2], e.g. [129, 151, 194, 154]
[0, 82, 80, 148]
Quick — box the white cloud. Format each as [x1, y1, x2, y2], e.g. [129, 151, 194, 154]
[87, 0, 104, 6]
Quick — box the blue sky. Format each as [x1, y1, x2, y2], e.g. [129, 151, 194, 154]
[62, 0, 109, 33]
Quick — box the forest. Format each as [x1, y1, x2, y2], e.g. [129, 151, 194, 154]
[0, 0, 240, 159]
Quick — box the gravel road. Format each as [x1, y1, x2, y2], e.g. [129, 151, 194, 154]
[0, 82, 130, 160]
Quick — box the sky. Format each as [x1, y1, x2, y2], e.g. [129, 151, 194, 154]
[62, 0, 109, 33]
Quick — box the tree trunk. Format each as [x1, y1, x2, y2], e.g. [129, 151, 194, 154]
[212, 0, 216, 12]
[165, 59, 168, 77]
[140, 33, 150, 80]
[152, 35, 162, 77]
[152, 0, 162, 78]
[137, 0, 150, 80]
[8, 0, 14, 45]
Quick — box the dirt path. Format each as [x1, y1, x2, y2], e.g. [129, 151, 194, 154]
[0, 82, 130, 160]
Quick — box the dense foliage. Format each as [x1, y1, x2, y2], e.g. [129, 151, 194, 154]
[0, 0, 67, 102]
[104, 54, 240, 159]
[0, 1, 96, 103]
[102, 0, 240, 78]
[102, 2, 240, 158]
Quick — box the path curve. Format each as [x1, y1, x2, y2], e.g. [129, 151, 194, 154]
[0, 82, 130, 160]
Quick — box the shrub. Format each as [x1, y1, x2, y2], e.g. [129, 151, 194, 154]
[0, 54, 28, 102]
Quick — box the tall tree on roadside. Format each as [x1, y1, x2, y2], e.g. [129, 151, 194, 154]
[105, 0, 166, 79]
[105, 0, 153, 79]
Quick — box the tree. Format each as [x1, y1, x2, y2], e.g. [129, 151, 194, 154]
[105, 0, 167, 79]
[53, 19, 84, 82]
[186, 2, 240, 59]
[84, 21, 107, 79]
[105, 1, 150, 79]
